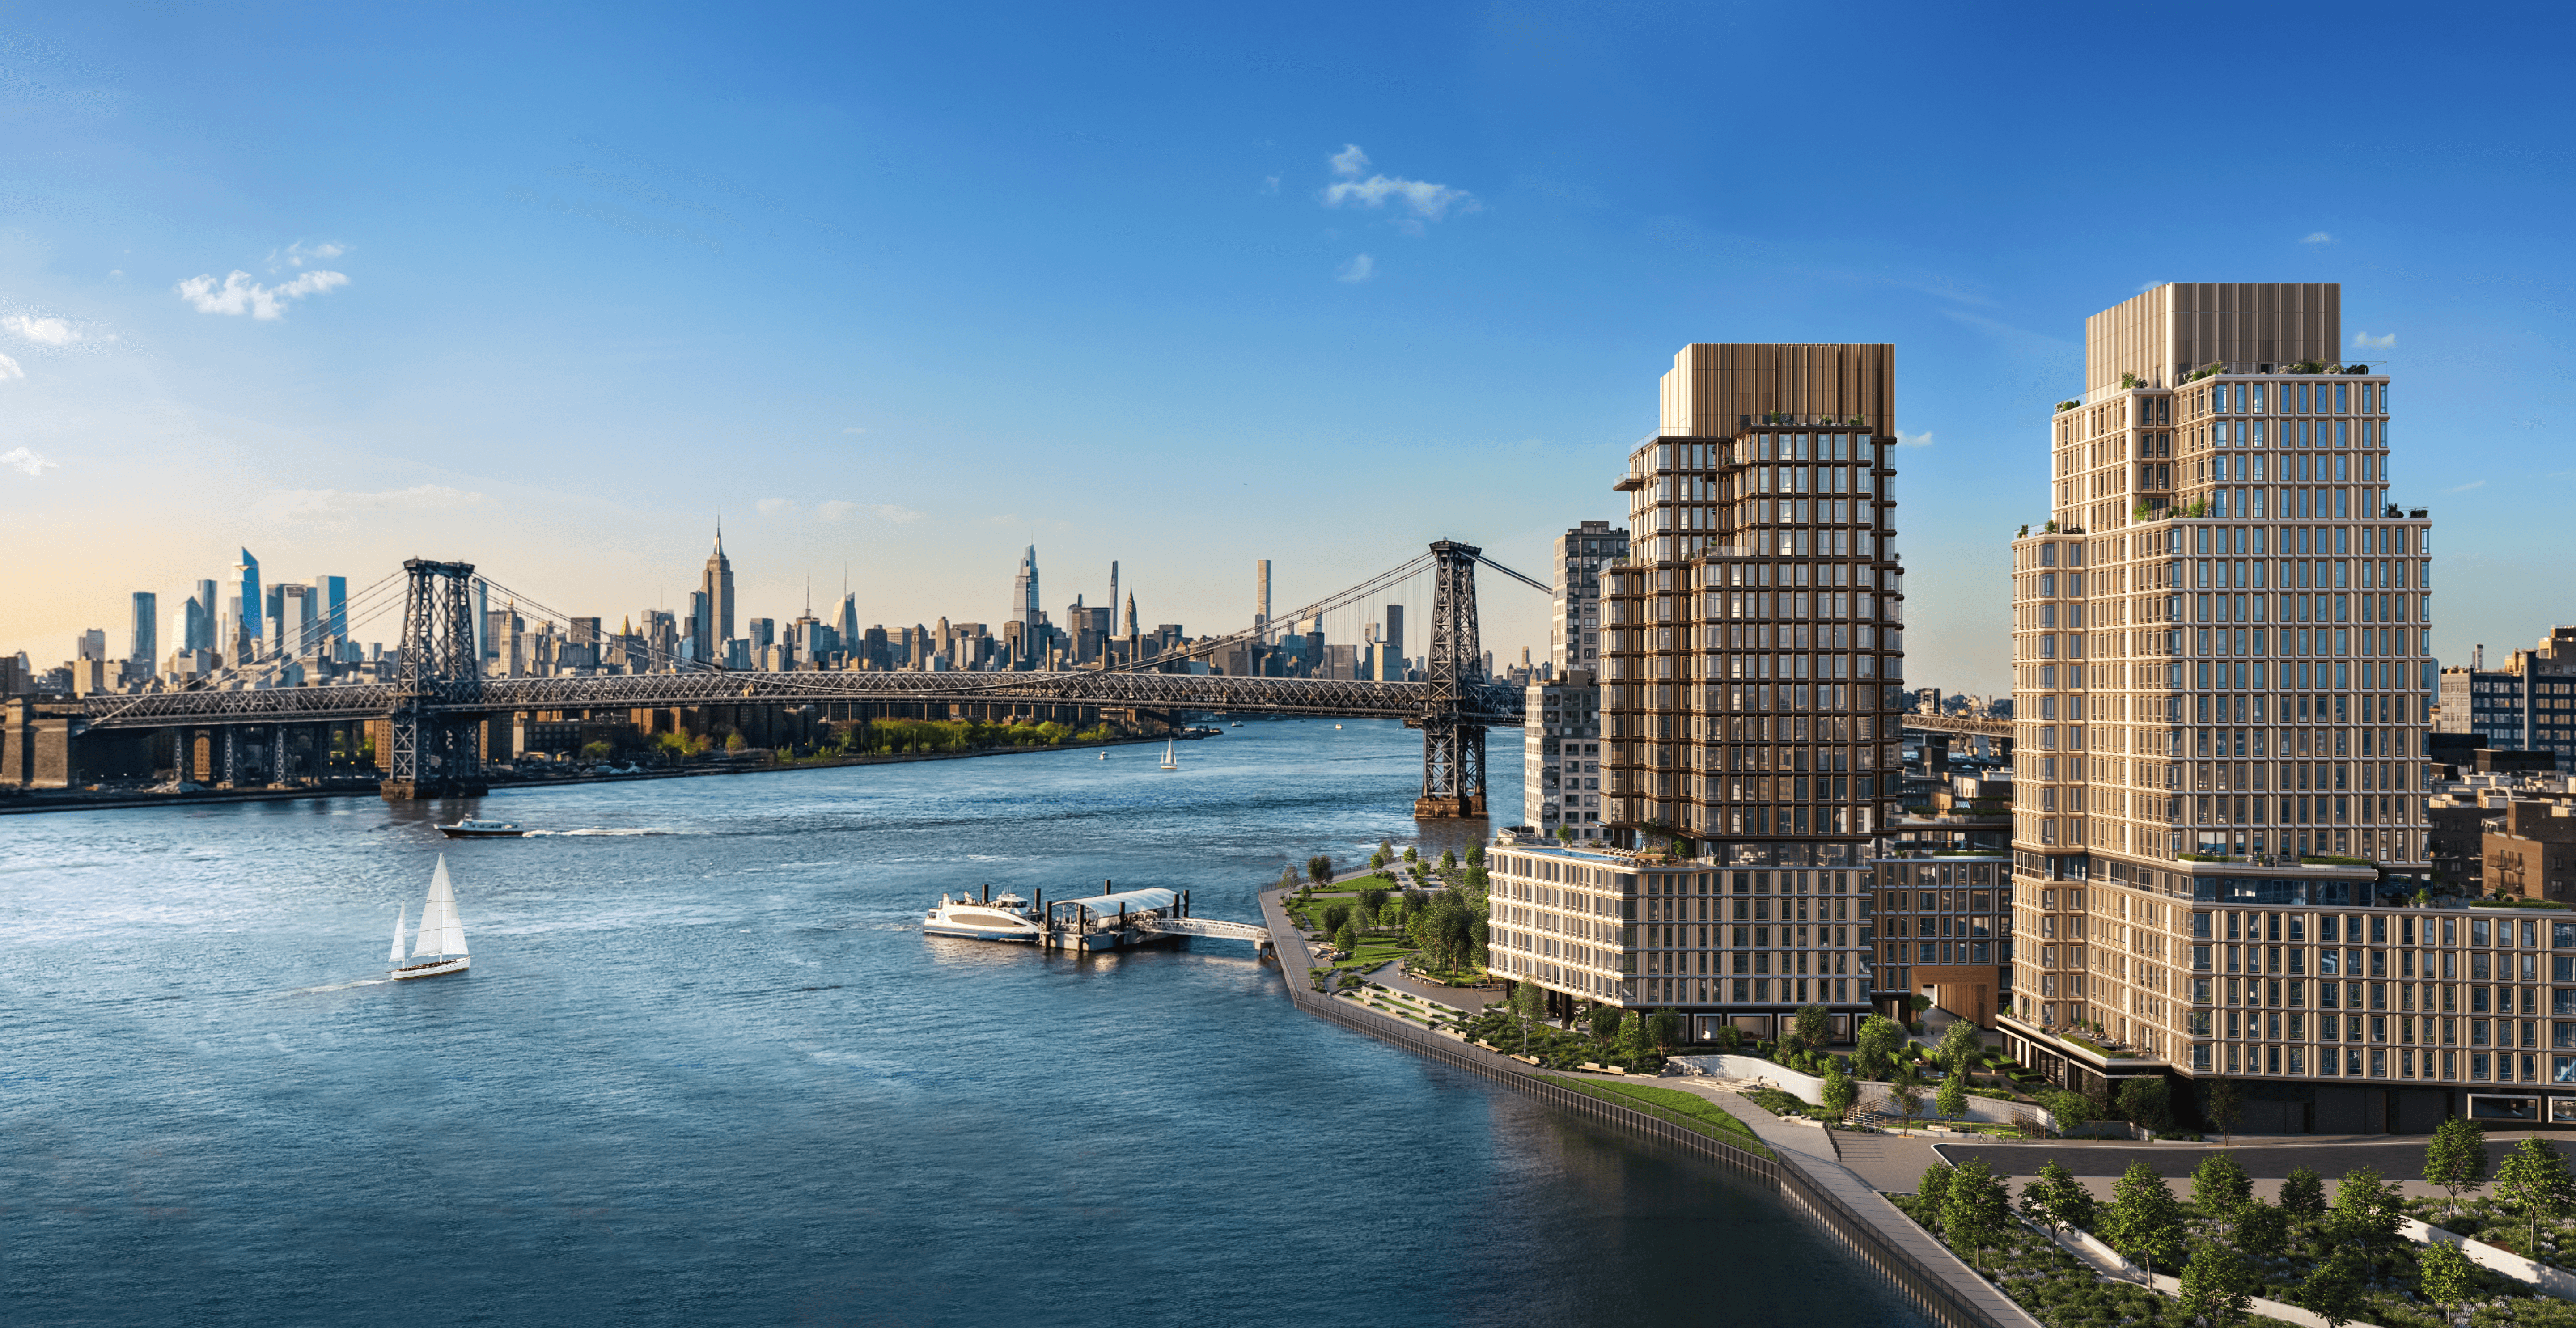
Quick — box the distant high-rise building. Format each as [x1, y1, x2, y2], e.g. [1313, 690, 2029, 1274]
[232, 549, 263, 658]
[1123, 590, 1138, 639]
[129, 592, 157, 663]
[686, 591, 710, 664]
[1522, 520, 1629, 840]
[1550, 520, 1628, 673]
[701, 525, 736, 649]
[310, 575, 347, 647]
[76, 628, 108, 661]
[1255, 560, 1271, 638]
[1011, 546, 1042, 661]
[835, 593, 859, 652]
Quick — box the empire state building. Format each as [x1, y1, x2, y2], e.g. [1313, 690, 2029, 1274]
[702, 525, 736, 655]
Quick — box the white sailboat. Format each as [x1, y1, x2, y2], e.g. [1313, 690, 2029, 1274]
[391, 853, 472, 980]
[1158, 736, 1178, 771]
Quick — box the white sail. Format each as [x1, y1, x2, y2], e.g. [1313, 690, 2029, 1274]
[389, 904, 407, 964]
[413, 855, 458, 958]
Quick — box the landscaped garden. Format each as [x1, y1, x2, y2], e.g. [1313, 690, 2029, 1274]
[1280, 842, 1491, 985]
[1894, 1134, 2576, 1328]
[1538, 1076, 1774, 1159]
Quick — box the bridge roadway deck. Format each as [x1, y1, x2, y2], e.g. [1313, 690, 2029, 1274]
[78, 670, 1523, 730]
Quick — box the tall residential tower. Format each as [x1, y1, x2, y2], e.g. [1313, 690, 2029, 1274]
[2003, 283, 2435, 1112]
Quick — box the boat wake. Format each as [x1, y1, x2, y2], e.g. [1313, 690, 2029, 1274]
[289, 978, 393, 994]
[525, 828, 678, 837]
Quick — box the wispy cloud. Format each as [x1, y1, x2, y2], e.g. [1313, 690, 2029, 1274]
[1896, 430, 1935, 448]
[756, 497, 799, 516]
[2445, 479, 2485, 494]
[2353, 330, 2395, 349]
[1259, 174, 1280, 195]
[2301, 231, 2334, 244]
[840, 426, 867, 436]
[0, 352, 20, 381]
[1321, 144, 1477, 222]
[255, 484, 493, 526]
[175, 268, 350, 319]
[2, 445, 55, 474]
[819, 500, 925, 524]
[3, 315, 81, 344]
[1336, 254, 1376, 283]
[269, 240, 346, 270]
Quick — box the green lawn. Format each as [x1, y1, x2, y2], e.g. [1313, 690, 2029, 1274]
[1539, 1076, 1775, 1159]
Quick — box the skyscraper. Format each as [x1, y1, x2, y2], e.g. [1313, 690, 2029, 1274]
[1588, 343, 1902, 1020]
[1522, 520, 1629, 839]
[702, 525, 736, 649]
[186, 579, 217, 652]
[1254, 560, 1271, 639]
[1011, 546, 1041, 660]
[310, 575, 347, 651]
[2005, 283, 2424, 1092]
[233, 549, 263, 658]
[129, 592, 157, 663]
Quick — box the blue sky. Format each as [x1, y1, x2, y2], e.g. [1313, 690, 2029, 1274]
[2, 2, 2570, 693]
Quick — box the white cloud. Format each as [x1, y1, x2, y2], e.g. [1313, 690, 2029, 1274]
[756, 497, 799, 515]
[1260, 174, 1281, 195]
[3, 315, 80, 344]
[270, 240, 347, 269]
[840, 426, 867, 436]
[1336, 254, 1376, 283]
[2445, 479, 2485, 494]
[2301, 231, 2334, 244]
[1321, 144, 1477, 221]
[2353, 330, 2395, 349]
[254, 484, 493, 526]
[0, 352, 20, 381]
[819, 500, 925, 523]
[2, 445, 55, 474]
[175, 268, 350, 319]
[1896, 430, 1935, 448]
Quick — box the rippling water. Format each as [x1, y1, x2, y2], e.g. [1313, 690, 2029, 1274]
[1, 719, 1927, 1326]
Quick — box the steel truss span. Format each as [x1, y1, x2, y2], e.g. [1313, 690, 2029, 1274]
[84, 671, 1524, 728]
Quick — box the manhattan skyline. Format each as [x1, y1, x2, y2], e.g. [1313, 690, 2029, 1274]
[4, 4, 2572, 691]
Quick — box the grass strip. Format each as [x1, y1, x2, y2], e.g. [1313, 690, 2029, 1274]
[1538, 1076, 1775, 1160]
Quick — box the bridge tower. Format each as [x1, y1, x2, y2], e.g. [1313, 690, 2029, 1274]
[381, 559, 490, 801]
[1412, 540, 1486, 818]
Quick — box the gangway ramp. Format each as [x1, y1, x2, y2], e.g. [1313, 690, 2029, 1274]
[1135, 915, 1269, 944]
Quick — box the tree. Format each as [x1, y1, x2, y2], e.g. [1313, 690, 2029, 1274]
[1821, 1062, 1857, 1119]
[1915, 1164, 1953, 1228]
[2293, 1245, 2369, 1328]
[1619, 1012, 1649, 1062]
[1318, 901, 1351, 936]
[1942, 1159, 2011, 1273]
[1358, 886, 1390, 924]
[1403, 846, 1419, 863]
[2278, 1165, 2326, 1219]
[2207, 1078, 2244, 1145]
[1714, 1023, 1743, 1053]
[1439, 848, 1456, 870]
[2038, 1088, 2093, 1131]
[1854, 1015, 1907, 1080]
[1589, 1005, 1623, 1044]
[2099, 1159, 2185, 1284]
[1646, 1011, 1682, 1052]
[1934, 1017, 1983, 1076]
[1465, 842, 1485, 867]
[2019, 1159, 2096, 1235]
[1936, 1071, 1967, 1120]
[2233, 1199, 2288, 1260]
[1370, 849, 1389, 871]
[1794, 1004, 1832, 1051]
[2115, 1076, 2174, 1133]
[2328, 1165, 2405, 1281]
[1890, 1060, 1925, 1123]
[2423, 1116, 2492, 1218]
[1307, 854, 1335, 889]
[1332, 918, 1358, 955]
[2494, 1136, 2576, 1257]
[2175, 1243, 2255, 1327]
[2416, 1239, 2475, 1311]
[1511, 981, 1546, 1056]
[2191, 1152, 2254, 1222]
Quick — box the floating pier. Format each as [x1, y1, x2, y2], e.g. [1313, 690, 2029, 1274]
[1040, 880, 1272, 954]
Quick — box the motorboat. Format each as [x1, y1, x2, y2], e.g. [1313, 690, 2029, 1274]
[390, 854, 472, 980]
[924, 888, 1043, 943]
[437, 818, 525, 838]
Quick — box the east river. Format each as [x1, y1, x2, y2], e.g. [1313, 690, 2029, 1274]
[3, 719, 1928, 1326]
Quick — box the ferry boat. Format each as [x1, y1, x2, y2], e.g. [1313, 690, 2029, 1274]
[437, 818, 525, 838]
[923, 888, 1043, 943]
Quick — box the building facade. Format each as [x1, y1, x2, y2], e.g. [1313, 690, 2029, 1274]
[1522, 520, 1628, 842]
[1549, 520, 1626, 675]
[2440, 629, 2576, 770]
[2003, 282, 2457, 1123]
[1569, 342, 1907, 1029]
